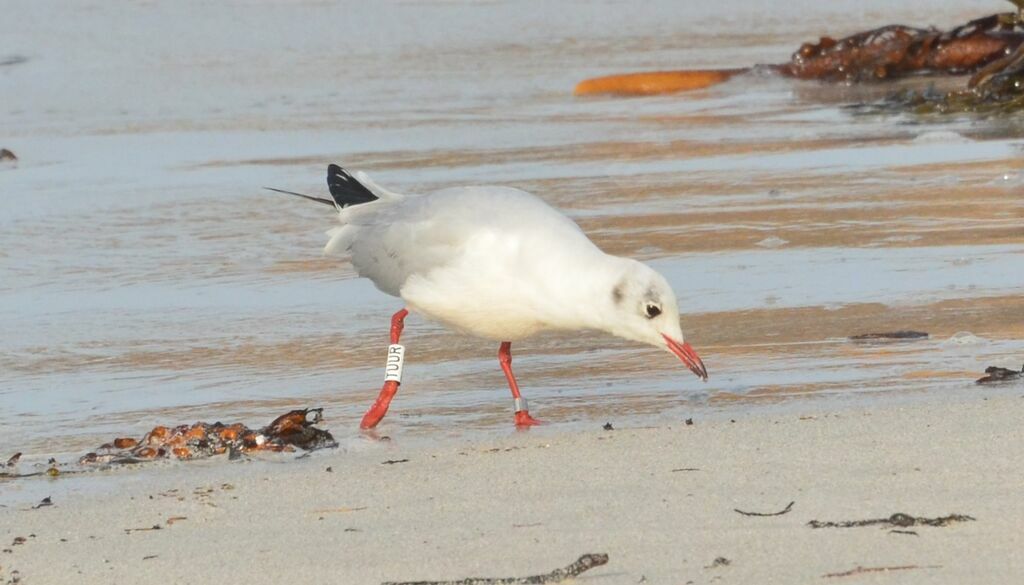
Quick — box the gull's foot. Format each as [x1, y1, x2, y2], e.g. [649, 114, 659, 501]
[514, 410, 543, 427]
[359, 428, 392, 442]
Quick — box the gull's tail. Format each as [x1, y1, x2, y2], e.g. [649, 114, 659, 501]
[266, 164, 404, 257]
[263, 187, 335, 207]
[326, 164, 378, 208]
[265, 164, 400, 211]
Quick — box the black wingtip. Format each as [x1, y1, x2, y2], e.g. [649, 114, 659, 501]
[326, 164, 379, 208]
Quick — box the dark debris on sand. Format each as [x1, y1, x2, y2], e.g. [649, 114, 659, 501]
[3, 409, 336, 479]
[976, 364, 1024, 384]
[381, 553, 609, 585]
[808, 512, 975, 529]
[77, 408, 337, 465]
[849, 331, 929, 342]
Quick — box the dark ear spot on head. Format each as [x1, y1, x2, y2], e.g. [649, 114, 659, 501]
[611, 282, 624, 305]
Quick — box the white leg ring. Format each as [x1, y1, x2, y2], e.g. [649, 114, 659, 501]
[383, 344, 405, 383]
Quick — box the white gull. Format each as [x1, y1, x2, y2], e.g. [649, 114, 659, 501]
[269, 164, 708, 429]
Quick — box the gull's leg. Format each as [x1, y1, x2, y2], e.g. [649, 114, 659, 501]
[499, 341, 541, 427]
[360, 308, 409, 429]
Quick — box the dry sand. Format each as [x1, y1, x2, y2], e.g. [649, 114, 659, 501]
[2, 393, 1022, 584]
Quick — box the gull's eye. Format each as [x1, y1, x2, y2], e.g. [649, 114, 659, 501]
[645, 303, 662, 319]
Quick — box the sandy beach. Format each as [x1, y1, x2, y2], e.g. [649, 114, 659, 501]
[2, 392, 1022, 584]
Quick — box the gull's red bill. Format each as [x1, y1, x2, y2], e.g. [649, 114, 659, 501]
[662, 334, 708, 381]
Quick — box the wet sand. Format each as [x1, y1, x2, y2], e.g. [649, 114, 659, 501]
[2, 0, 1024, 580]
[2, 393, 1023, 584]
[3, 1, 1023, 452]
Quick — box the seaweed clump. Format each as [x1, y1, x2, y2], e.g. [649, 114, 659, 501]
[574, 1, 1024, 106]
[838, 4, 1024, 114]
[976, 363, 1024, 384]
[891, 43, 1024, 114]
[787, 14, 1024, 83]
[79, 408, 337, 465]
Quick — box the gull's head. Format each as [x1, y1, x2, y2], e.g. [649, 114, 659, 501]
[601, 260, 708, 381]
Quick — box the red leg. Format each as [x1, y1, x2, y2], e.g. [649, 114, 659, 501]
[499, 342, 541, 427]
[360, 308, 409, 429]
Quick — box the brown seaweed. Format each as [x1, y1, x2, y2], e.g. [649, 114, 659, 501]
[976, 363, 1024, 384]
[79, 408, 336, 465]
[575, 1, 1024, 109]
[798, 3, 1024, 112]
[785, 14, 1024, 82]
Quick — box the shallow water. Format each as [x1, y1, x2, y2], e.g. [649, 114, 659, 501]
[2, 0, 1023, 458]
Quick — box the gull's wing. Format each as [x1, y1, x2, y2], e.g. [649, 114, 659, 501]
[335, 185, 592, 300]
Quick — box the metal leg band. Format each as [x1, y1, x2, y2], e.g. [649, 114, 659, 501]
[513, 397, 528, 413]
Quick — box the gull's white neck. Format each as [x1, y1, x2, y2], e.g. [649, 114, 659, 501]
[528, 251, 637, 334]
